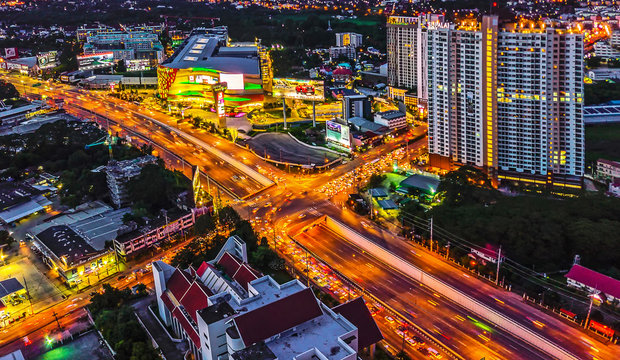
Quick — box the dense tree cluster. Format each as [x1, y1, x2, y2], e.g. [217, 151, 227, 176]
[171, 206, 282, 277]
[126, 162, 191, 216]
[0, 80, 19, 101]
[0, 121, 145, 207]
[412, 167, 620, 277]
[89, 284, 157, 360]
[584, 81, 620, 106]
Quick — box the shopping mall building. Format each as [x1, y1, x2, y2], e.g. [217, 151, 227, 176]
[157, 28, 271, 109]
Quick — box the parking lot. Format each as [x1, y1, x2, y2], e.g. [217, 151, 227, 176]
[0, 247, 65, 326]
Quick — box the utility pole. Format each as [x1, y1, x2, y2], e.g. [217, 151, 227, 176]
[495, 245, 502, 286]
[23, 276, 33, 315]
[52, 310, 61, 330]
[584, 295, 595, 329]
[312, 100, 316, 127]
[429, 217, 434, 252]
[282, 98, 287, 130]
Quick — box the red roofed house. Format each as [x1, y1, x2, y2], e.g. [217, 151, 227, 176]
[565, 264, 620, 304]
[153, 235, 382, 360]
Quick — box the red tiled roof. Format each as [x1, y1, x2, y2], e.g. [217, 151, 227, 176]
[167, 269, 192, 302]
[217, 252, 242, 278]
[172, 307, 201, 348]
[160, 292, 175, 312]
[233, 264, 259, 291]
[180, 281, 213, 322]
[233, 288, 322, 346]
[333, 297, 383, 349]
[565, 264, 620, 299]
[196, 261, 212, 278]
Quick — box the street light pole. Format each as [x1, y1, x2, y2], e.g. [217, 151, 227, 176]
[495, 245, 502, 286]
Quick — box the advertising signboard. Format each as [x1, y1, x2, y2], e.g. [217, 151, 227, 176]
[78, 52, 114, 70]
[219, 73, 244, 90]
[212, 82, 228, 128]
[126, 59, 150, 72]
[272, 78, 325, 101]
[37, 51, 58, 69]
[326, 120, 350, 148]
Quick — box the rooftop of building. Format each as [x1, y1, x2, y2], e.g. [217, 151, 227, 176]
[376, 110, 405, 120]
[0, 181, 50, 224]
[35, 225, 99, 266]
[160, 34, 260, 75]
[105, 155, 157, 177]
[348, 117, 388, 135]
[333, 297, 384, 349]
[0, 104, 41, 118]
[565, 264, 620, 299]
[197, 299, 235, 325]
[598, 158, 620, 167]
[369, 188, 389, 198]
[230, 342, 276, 360]
[233, 287, 325, 347]
[0, 182, 44, 211]
[265, 304, 357, 360]
[398, 174, 441, 195]
[0, 278, 24, 299]
[29, 201, 127, 251]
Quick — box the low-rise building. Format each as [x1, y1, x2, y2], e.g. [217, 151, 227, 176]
[594, 41, 620, 60]
[31, 225, 117, 287]
[335, 32, 363, 48]
[114, 207, 209, 259]
[565, 264, 620, 304]
[608, 180, 620, 198]
[0, 182, 52, 225]
[587, 68, 620, 81]
[28, 201, 127, 287]
[153, 236, 382, 360]
[374, 110, 407, 130]
[342, 94, 371, 122]
[596, 158, 620, 181]
[329, 46, 356, 61]
[0, 103, 46, 129]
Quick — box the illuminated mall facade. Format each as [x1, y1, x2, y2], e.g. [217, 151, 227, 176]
[157, 27, 271, 109]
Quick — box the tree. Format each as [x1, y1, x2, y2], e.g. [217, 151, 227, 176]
[0, 80, 19, 100]
[218, 206, 241, 228]
[0, 230, 15, 247]
[367, 173, 386, 189]
[114, 60, 127, 73]
[194, 214, 216, 235]
[127, 164, 190, 215]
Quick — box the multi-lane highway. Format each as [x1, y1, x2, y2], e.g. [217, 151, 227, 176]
[285, 203, 619, 360]
[2, 73, 619, 360]
[295, 221, 550, 360]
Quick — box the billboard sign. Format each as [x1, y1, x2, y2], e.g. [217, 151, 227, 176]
[4, 47, 17, 59]
[219, 73, 244, 90]
[272, 78, 325, 101]
[326, 120, 350, 148]
[37, 51, 58, 69]
[78, 52, 114, 70]
[126, 59, 150, 72]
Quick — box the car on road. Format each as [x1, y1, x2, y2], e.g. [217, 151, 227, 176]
[428, 347, 442, 359]
[385, 315, 394, 324]
[412, 336, 424, 346]
[298, 213, 306, 219]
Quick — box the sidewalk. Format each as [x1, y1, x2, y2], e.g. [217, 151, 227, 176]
[132, 296, 186, 360]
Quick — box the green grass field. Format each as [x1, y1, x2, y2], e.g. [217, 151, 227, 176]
[585, 123, 620, 164]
